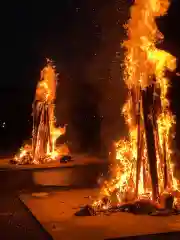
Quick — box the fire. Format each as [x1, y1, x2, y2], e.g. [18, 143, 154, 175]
[14, 59, 69, 164]
[93, 0, 180, 211]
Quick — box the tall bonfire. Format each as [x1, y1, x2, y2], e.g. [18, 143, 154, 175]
[13, 59, 69, 164]
[92, 0, 180, 214]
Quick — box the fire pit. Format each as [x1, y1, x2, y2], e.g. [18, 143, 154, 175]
[11, 59, 70, 165]
[77, 0, 180, 216]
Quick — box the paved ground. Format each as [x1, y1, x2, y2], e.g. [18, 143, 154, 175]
[0, 155, 107, 240]
[107, 232, 180, 240]
[1, 156, 180, 240]
[0, 159, 58, 239]
[20, 189, 180, 240]
[0, 193, 52, 239]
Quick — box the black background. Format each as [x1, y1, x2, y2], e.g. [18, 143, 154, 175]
[0, 0, 180, 156]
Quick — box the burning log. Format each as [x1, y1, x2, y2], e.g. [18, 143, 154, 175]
[33, 101, 53, 162]
[135, 86, 143, 197]
[152, 84, 169, 190]
[142, 87, 159, 202]
[163, 140, 168, 189]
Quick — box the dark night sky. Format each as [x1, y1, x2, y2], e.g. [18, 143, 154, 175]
[0, 0, 180, 155]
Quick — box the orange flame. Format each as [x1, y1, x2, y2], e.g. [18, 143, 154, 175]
[93, 0, 179, 209]
[14, 59, 69, 164]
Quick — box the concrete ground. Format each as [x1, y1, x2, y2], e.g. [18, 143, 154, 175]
[0, 155, 107, 239]
[1, 155, 180, 239]
[0, 193, 52, 239]
[20, 189, 180, 240]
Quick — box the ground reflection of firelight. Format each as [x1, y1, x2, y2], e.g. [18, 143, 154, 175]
[77, 0, 180, 216]
[12, 59, 69, 165]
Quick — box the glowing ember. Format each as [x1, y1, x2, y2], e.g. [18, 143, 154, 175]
[13, 59, 69, 164]
[91, 0, 180, 214]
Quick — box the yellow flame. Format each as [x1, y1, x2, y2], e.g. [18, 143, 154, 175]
[14, 59, 68, 164]
[94, 0, 178, 209]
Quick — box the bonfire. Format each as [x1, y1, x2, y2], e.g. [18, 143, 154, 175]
[12, 59, 69, 164]
[78, 0, 180, 216]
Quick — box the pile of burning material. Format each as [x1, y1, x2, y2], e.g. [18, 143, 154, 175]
[11, 59, 70, 165]
[76, 194, 180, 216]
[76, 0, 180, 216]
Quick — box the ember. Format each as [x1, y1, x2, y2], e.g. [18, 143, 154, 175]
[79, 0, 180, 216]
[13, 59, 70, 164]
